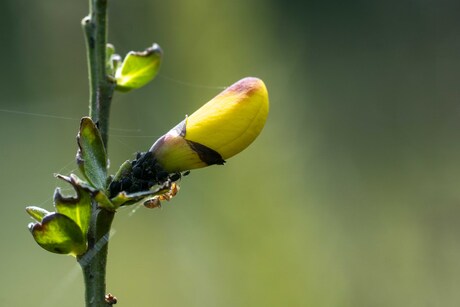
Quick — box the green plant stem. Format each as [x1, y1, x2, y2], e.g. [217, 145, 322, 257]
[78, 209, 114, 306]
[79, 0, 116, 306]
[82, 0, 115, 146]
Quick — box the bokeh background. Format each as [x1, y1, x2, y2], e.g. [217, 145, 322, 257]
[1, 0, 460, 306]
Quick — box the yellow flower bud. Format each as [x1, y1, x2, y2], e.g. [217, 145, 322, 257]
[150, 77, 269, 172]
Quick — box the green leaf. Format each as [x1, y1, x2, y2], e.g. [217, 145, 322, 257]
[110, 181, 171, 207]
[93, 190, 117, 211]
[25, 173, 118, 256]
[25, 206, 50, 222]
[29, 213, 86, 256]
[54, 174, 92, 236]
[77, 117, 108, 190]
[115, 43, 162, 92]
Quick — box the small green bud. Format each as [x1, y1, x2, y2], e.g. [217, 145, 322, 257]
[106, 43, 122, 76]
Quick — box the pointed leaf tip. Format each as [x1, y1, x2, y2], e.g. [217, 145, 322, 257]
[26, 206, 50, 222]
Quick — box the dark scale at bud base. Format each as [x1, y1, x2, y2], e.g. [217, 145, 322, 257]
[109, 151, 182, 198]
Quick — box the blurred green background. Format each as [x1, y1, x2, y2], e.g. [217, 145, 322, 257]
[2, 0, 460, 306]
